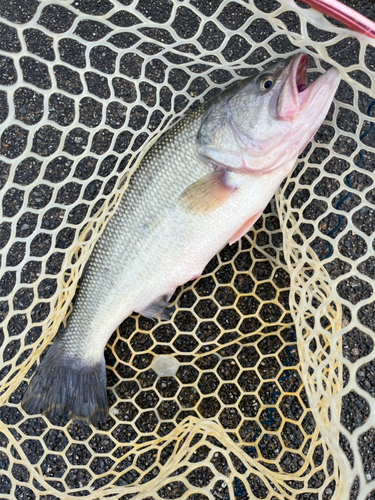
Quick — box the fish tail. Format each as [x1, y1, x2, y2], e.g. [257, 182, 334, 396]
[22, 341, 108, 427]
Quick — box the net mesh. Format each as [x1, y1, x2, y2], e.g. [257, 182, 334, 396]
[0, 0, 374, 498]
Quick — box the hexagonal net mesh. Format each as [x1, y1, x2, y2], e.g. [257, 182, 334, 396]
[0, 0, 374, 499]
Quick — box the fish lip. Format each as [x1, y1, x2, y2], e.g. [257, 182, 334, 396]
[276, 53, 309, 119]
[276, 53, 341, 121]
[293, 54, 316, 119]
[295, 53, 309, 101]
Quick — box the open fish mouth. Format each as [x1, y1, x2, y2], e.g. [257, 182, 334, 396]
[293, 53, 310, 108]
[277, 53, 310, 118]
[296, 53, 308, 93]
[277, 52, 339, 120]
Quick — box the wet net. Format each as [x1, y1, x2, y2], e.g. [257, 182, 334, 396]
[0, 0, 374, 499]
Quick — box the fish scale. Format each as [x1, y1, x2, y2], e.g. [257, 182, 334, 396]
[68, 105, 211, 360]
[22, 53, 340, 425]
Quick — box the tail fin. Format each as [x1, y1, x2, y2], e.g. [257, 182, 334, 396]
[22, 341, 108, 427]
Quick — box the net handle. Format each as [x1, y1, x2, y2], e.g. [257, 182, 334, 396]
[298, 0, 375, 37]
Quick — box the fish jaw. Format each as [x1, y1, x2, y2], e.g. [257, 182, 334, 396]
[262, 55, 341, 169]
[276, 53, 310, 119]
[276, 67, 340, 163]
[276, 54, 339, 122]
[240, 57, 341, 172]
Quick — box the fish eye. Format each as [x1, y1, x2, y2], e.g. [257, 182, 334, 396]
[258, 76, 274, 91]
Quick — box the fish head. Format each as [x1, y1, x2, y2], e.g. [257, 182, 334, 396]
[197, 53, 341, 174]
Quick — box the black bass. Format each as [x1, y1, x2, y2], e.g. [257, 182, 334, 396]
[22, 53, 340, 425]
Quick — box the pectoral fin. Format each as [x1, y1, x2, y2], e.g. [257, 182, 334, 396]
[179, 170, 235, 215]
[229, 210, 263, 245]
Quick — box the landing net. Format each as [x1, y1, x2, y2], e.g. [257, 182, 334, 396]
[0, 1, 374, 499]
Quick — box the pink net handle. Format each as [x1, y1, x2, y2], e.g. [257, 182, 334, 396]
[299, 0, 375, 38]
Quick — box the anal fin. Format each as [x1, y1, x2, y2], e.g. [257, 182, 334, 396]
[137, 292, 175, 321]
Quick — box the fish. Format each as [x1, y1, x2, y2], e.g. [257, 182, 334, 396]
[21, 53, 340, 426]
